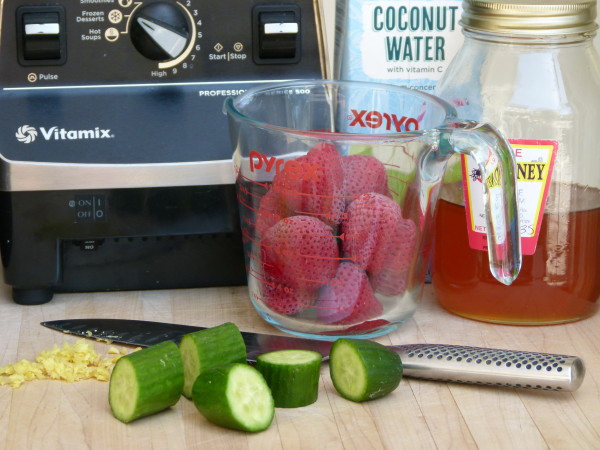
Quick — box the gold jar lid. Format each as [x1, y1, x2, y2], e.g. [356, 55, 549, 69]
[461, 0, 598, 35]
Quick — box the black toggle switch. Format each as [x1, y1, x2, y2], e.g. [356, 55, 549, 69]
[22, 12, 61, 60]
[253, 5, 301, 64]
[17, 6, 66, 66]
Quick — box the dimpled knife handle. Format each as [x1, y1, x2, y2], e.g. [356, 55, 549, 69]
[393, 343, 585, 391]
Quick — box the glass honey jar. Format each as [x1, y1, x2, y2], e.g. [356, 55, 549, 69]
[433, 0, 600, 324]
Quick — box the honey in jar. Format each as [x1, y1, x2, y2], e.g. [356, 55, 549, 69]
[433, 0, 600, 323]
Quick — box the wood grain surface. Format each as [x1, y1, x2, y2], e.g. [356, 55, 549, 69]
[0, 282, 598, 450]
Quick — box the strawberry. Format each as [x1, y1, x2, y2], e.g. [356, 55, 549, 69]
[317, 262, 382, 324]
[260, 279, 318, 315]
[369, 254, 411, 296]
[255, 189, 286, 237]
[302, 143, 345, 224]
[369, 214, 417, 296]
[341, 193, 400, 271]
[342, 154, 390, 205]
[371, 216, 416, 276]
[342, 193, 417, 282]
[260, 216, 339, 314]
[322, 319, 391, 336]
[271, 143, 345, 227]
[269, 157, 304, 218]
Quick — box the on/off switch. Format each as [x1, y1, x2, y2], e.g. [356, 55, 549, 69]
[16, 6, 67, 66]
[252, 5, 301, 64]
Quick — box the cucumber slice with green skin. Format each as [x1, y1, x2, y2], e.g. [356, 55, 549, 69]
[256, 350, 322, 408]
[179, 322, 247, 398]
[192, 363, 275, 432]
[329, 338, 403, 402]
[109, 341, 184, 423]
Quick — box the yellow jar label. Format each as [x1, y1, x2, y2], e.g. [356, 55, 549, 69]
[461, 139, 558, 255]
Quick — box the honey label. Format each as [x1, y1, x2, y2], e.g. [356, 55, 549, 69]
[461, 139, 558, 255]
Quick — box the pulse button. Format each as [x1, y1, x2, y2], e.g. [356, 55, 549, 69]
[17, 6, 66, 66]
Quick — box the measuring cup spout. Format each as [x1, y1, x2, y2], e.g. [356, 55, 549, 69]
[443, 121, 522, 285]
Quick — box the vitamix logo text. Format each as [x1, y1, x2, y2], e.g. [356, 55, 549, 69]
[15, 125, 115, 144]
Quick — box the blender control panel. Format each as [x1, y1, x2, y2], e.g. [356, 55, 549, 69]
[1, 0, 323, 87]
[0, 0, 324, 304]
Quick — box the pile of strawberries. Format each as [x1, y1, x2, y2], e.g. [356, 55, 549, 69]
[254, 143, 417, 326]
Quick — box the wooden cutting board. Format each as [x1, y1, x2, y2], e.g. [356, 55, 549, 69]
[0, 283, 599, 449]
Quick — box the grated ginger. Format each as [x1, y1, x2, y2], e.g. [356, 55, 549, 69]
[0, 339, 138, 389]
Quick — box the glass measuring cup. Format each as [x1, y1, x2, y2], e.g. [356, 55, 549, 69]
[225, 80, 521, 340]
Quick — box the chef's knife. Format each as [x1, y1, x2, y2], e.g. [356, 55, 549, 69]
[41, 318, 585, 392]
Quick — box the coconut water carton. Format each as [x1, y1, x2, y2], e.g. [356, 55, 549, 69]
[334, 0, 463, 94]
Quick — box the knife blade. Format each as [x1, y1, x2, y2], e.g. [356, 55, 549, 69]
[41, 318, 332, 361]
[41, 318, 586, 392]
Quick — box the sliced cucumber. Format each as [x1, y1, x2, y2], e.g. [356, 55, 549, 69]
[109, 341, 184, 423]
[329, 338, 402, 402]
[179, 322, 247, 398]
[256, 349, 322, 408]
[192, 363, 274, 432]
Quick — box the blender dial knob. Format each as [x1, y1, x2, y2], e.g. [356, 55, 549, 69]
[130, 2, 190, 61]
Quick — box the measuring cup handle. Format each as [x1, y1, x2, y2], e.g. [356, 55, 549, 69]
[442, 121, 522, 285]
